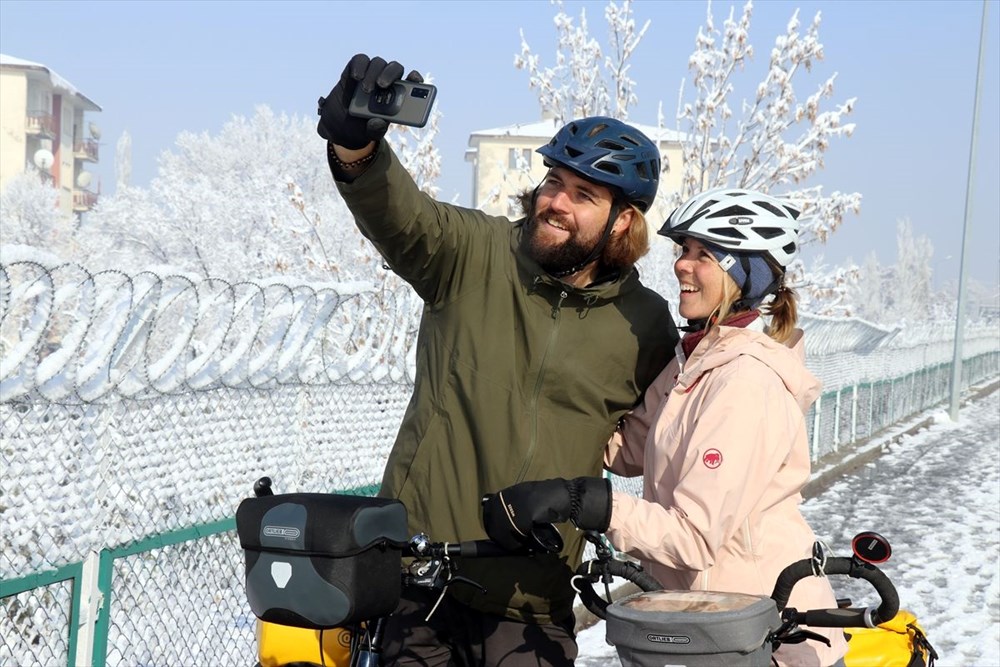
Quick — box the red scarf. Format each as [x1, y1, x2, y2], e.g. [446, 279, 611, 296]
[681, 310, 760, 359]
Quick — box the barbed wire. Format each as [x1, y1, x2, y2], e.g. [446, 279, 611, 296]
[1, 260, 421, 403]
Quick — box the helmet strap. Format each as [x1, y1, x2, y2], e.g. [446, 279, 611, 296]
[679, 318, 711, 333]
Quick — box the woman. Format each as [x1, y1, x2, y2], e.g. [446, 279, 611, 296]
[482, 188, 848, 666]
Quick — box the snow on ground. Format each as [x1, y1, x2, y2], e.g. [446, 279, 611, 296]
[576, 386, 1000, 666]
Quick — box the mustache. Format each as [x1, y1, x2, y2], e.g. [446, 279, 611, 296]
[531, 206, 573, 232]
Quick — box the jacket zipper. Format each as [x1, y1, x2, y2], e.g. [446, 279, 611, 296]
[516, 289, 567, 482]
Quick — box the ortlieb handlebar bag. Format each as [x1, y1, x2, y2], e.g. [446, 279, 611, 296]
[236, 493, 408, 629]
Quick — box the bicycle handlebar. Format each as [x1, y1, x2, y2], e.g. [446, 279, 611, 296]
[771, 556, 899, 628]
[575, 556, 663, 620]
[403, 536, 520, 560]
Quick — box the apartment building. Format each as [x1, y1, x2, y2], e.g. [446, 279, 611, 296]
[464, 117, 685, 224]
[0, 53, 101, 217]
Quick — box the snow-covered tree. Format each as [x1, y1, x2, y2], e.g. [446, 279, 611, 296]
[0, 170, 76, 256]
[115, 130, 133, 190]
[851, 251, 889, 322]
[672, 1, 861, 249]
[843, 218, 938, 324]
[891, 217, 934, 320]
[515, 0, 649, 123]
[791, 256, 862, 317]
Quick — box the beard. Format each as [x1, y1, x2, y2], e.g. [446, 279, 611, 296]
[520, 208, 604, 276]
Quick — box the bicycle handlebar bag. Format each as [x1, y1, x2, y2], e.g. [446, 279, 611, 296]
[236, 493, 408, 629]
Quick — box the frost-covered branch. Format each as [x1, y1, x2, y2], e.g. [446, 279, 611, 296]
[673, 1, 861, 247]
[515, 0, 647, 122]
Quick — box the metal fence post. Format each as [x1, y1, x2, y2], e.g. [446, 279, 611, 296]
[811, 394, 823, 462]
[868, 381, 875, 437]
[73, 551, 103, 667]
[833, 388, 841, 448]
[851, 384, 858, 443]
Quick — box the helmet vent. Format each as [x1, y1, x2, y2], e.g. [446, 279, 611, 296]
[756, 227, 785, 240]
[595, 162, 624, 176]
[634, 162, 650, 181]
[565, 146, 584, 159]
[597, 139, 627, 151]
[754, 200, 788, 218]
[783, 241, 797, 255]
[707, 204, 755, 219]
[709, 227, 748, 240]
[586, 123, 610, 138]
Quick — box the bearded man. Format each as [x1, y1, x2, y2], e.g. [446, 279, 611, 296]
[317, 53, 678, 667]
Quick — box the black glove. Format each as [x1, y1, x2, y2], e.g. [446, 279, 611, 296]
[316, 53, 423, 149]
[482, 477, 612, 552]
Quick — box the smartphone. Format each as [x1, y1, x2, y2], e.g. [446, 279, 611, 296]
[348, 80, 437, 128]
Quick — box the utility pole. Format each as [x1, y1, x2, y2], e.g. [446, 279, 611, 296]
[949, 0, 990, 420]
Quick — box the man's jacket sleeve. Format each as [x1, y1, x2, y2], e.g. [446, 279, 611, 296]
[334, 140, 505, 305]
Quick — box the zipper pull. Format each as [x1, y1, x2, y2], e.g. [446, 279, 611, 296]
[552, 290, 568, 319]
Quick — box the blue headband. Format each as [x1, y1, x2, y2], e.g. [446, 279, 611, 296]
[703, 242, 777, 310]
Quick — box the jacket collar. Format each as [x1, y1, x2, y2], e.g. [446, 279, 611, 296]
[673, 324, 820, 411]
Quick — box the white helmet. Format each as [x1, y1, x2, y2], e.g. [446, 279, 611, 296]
[658, 188, 801, 267]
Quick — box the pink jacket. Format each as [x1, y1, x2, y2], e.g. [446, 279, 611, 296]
[605, 323, 848, 666]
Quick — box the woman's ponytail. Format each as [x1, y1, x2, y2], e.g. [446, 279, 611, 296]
[765, 282, 798, 344]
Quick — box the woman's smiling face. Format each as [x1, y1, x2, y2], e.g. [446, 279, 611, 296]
[674, 237, 728, 321]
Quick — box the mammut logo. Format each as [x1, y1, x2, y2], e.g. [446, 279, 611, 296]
[263, 525, 301, 539]
[729, 216, 753, 225]
[647, 634, 691, 644]
[703, 449, 723, 469]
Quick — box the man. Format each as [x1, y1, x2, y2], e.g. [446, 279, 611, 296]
[317, 53, 678, 666]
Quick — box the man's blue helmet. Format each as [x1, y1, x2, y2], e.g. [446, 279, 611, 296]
[536, 116, 660, 212]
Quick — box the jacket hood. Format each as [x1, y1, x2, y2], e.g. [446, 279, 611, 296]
[511, 220, 641, 305]
[675, 325, 821, 412]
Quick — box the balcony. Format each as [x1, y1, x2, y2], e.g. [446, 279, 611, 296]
[26, 111, 56, 138]
[74, 138, 99, 162]
[73, 189, 98, 212]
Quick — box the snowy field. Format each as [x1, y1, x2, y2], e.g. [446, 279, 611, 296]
[576, 386, 1000, 666]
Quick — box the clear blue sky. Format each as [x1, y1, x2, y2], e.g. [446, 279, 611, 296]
[2, 0, 997, 287]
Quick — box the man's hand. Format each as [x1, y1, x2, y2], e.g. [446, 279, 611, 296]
[481, 477, 612, 551]
[317, 53, 423, 150]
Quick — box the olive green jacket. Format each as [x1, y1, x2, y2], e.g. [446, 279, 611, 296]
[334, 141, 677, 622]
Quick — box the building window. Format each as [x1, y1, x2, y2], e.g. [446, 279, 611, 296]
[508, 148, 532, 170]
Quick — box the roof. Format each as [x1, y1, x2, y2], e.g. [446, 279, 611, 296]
[468, 117, 685, 145]
[0, 53, 101, 111]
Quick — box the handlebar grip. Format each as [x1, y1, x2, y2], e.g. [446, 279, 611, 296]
[801, 607, 876, 628]
[772, 556, 899, 627]
[454, 540, 515, 558]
